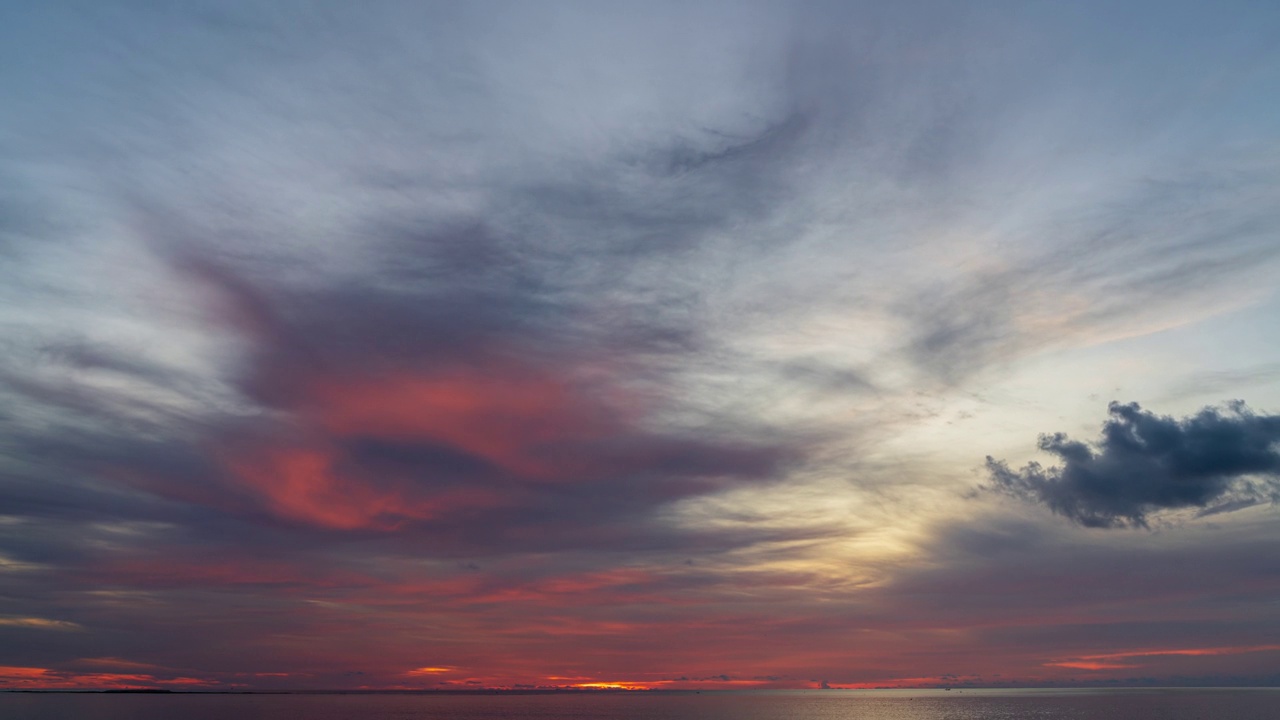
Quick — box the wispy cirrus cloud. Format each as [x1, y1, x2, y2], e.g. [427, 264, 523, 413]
[2, 0, 1280, 691]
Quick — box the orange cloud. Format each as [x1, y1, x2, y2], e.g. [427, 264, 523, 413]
[1044, 661, 1138, 670]
[0, 665, 219, 690]
[1080, 644, 1280, 660]
[0, 666, 50, 680]
[406, 667, 455, 675]
[1045, 644, 1280, 671]
[0, 617, 81, 631]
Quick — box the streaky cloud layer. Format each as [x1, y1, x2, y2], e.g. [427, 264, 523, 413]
[1, 0, 1280, 691]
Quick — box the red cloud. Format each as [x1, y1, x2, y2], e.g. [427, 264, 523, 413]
[218, 362, 620, 529]
[306, 367, 618, 480]
[0, 665, 219, 690]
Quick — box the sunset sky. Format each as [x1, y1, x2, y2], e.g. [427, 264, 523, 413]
[2, 1, 1280, 691]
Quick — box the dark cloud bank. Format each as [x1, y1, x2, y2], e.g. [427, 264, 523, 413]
[987, 401, 1280, 528]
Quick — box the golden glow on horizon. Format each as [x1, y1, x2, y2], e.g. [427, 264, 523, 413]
[549, 676, 779, 691]
[571, 681, 653, 690]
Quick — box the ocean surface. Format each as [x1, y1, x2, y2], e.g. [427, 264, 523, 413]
[1, 688, 1276, 720]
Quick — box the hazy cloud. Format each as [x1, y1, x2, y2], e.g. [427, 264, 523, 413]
[3, 0, 1280, 690]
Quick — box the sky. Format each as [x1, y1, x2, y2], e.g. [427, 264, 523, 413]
[2, 0, 1280, 691]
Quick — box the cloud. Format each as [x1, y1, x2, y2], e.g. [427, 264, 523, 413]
[0, 617, 81, 631]
[3, 0, 1280, 691]
[985, 401, 1280, 528]
[892, 146, 1280, 387]
[0, 246, 804, 553]
[1158, 362, 1280, 405]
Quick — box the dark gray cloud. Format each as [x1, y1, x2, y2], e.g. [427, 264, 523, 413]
[986, 401, 1280, 528]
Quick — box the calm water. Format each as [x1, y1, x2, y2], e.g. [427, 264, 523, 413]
[1, 688, 1276, 720]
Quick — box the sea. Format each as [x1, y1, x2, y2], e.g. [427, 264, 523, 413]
[1, 688, 1276, 720]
